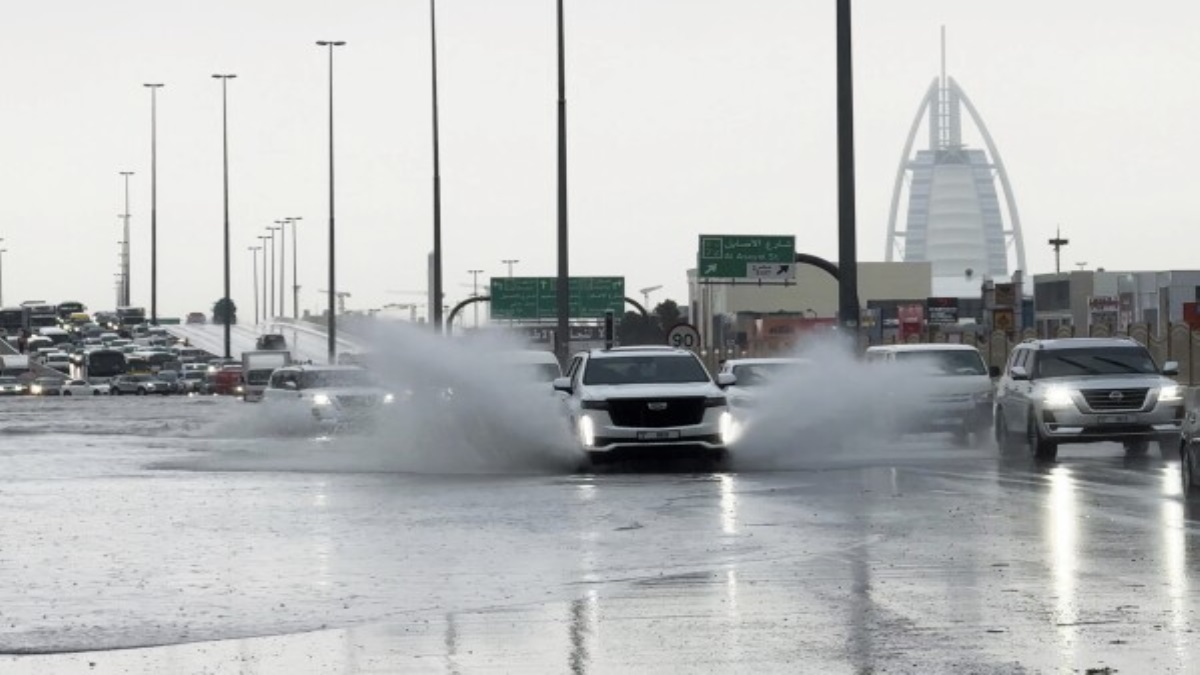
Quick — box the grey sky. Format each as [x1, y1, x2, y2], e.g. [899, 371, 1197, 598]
[2, 1, 1197, 318]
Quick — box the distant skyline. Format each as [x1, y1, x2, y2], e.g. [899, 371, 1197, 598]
[1, 1, 1197, 318]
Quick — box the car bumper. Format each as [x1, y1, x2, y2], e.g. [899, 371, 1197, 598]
[1038, 404, 1185, 442]
[578, 409, 730, 455]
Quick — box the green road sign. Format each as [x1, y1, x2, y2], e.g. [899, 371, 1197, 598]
[490, 277, 625, 320]
[698, 234, 795, 279]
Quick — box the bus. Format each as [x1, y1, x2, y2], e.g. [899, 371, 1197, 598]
[56, 301, 86, 320]
[116, 306, 147, 328]
[0, 307, 23, 336]
[22, 304, 59, 332]
[72, 349, 128, 382]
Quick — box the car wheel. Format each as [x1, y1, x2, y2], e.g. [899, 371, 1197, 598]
[63, 391, 72, 397]
[92, 390, 100, 396]
[1123, 440, 1150, 457]
[113, 388, 122, 396]
[136, 388, 147, 396]
[1028, 414, 1057, 461]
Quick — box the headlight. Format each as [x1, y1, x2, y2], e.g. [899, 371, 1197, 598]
[30, 385, 42, 395]
[578, 415, 595, 448]
[719, 411, 734, 444]
[1042, 386, 1075, 409]
[1160, 385, 1183, 402]
[312, 393, 332, 406]
[383, 393, 396, 404]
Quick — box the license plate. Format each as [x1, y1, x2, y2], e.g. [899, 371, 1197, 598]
[1099, 414, 1134, 424]
[638, 430, 681, 441]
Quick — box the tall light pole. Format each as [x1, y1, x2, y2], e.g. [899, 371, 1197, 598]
[266, 225, 279, 319]
[275, 219, 287, 316]
[287, 216, 302, 318]
[119, 171, 135, 307]
[317, 40, 346, 363]
[502, 259, 520, 278]
[836, 0, 860, 337]
[257, 235, 270, 323]
[213, 73, 236, 359]
[468, 269, 484, 328]
[554, 0, 570, 365]
[144, 83, 164, 324]
[0, 246, 6, 307]
[429, 0, 444, 333]
[248, 246, 261, 324]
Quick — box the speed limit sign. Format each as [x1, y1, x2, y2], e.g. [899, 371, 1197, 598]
[666, 323, 701, 351]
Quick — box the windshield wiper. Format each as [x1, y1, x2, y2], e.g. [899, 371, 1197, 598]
[1050, 356, 1100, 375]
[1090, 356, 1146, 373]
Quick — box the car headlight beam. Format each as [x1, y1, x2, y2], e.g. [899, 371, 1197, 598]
[312, 393, 332, 406]
[1160, 384, 1183, 402]
[578, 415, 595, 448]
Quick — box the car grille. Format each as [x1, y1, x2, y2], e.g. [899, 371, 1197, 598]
[606, 397, 706, 428]
[1081, 388, 1149, 412]
[337, 395, 379, 410]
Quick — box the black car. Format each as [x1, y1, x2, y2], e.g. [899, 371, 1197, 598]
[256, 334, 288, 351]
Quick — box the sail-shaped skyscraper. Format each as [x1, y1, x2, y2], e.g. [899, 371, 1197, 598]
[885, 31, 1027, 298]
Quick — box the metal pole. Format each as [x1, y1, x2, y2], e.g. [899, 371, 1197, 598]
[836, 0, 860, 341]
[317, 41, 345, 363]
[276, 220, 286, 318]
[290, 216, 302, 318]
[145, 83, 163, 324]
[213, 74, 236, 359]
[120, 171, 134, 307]
[502, 259, 519, 278]
[554, 0, 570, 365]
[258, 235, 269, 324]
[468, 269, 483, 328]
[0, 248, 5, 306]
[430, 0, 444, 333]
[267, 226, 278, 318]
[249, 246, 260, 324]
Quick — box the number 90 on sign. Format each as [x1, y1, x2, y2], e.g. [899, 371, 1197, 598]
[666, 323, 701, 351]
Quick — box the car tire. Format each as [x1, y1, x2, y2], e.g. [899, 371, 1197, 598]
[113, 388, 122, 396]
[92, 390, 100, 396]
[1028, 415, 1057, 461]
[1123, 440, 1150, 457]
[62, 391, 72, 397]
[136, 388, 147, 396]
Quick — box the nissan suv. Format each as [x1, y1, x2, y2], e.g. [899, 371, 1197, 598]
[553, 347, 735, 463]
[994, 338, 1183, 460]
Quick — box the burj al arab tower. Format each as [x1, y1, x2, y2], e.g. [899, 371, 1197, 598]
[885, 31, 1027, 297]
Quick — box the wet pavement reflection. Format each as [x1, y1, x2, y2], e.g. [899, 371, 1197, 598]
[1, 399, 1199, 673]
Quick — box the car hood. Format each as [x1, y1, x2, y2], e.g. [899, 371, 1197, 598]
[1034, 375, 1174, 390]
[919, 375, 994, 396]
[580, 382, 722, 400]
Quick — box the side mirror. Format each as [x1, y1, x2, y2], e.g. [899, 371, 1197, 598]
[1010, 366, 1029, 381]
[988, 365, 1001, 379]
[552, 377, 573, 394]
[1163, 361, 1180, 377]
[716, 373, 737, 388]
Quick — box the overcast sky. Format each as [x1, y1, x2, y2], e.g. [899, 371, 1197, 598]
[2, 0, 1197, 319]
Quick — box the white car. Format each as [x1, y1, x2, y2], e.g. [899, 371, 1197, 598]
[60, 379, 111, 396]
[718, 357, 812, 410]
[262, 365, 395, 431]
[553, 346, 735, 463]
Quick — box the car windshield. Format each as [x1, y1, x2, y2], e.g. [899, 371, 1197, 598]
[298, 370, 375, 389]
[1035, 347, 1159, 378]
[0, 378, 19, 385]
[582, 355, 710, 385]
[730, 362, 806, 386]
[894, 350, 988, 376]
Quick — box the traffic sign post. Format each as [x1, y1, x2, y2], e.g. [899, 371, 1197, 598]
[698, 235, 795, 281]
[665, 323, 701, 352]
[491, 276, 624, 321]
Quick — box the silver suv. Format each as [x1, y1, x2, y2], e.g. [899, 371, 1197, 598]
[553, 347, 735, 464]
[994, 338, 1183, 460]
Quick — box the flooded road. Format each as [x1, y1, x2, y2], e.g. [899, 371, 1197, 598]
[1, 397, 1197, 673]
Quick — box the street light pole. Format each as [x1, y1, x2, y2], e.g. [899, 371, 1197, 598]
[836, 0, 860, 337]
[144, 83, 164, 324]
[468, 269, 484, 328]
[429, 0, 444, 333]
[119, 171, 135, 307]
[0, 246, 6, 307]
[213, 73, 236, 359]
[257, 235, 270, 324]
[248, 246, 261, 324]
[317, 40, 346, 363]
[275, 219, 287, 317]
[502, 259, 520, 278]
[266, 226, 279, 319]
[554, 0, 571, 365]
[288, 216, 302, 318]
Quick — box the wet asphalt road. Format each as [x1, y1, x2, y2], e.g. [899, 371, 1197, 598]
[1, 397, 1197, 674]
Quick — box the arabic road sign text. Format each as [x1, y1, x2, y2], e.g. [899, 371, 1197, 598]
[491, 277, 624, 320]
[698, 235, 795, 279]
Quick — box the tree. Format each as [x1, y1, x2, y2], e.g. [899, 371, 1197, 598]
[212, 298, 238, 325]
[653, 299, 682, 332]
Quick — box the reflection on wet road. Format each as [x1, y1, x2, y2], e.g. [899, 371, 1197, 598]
[1, 399, 1199, 673]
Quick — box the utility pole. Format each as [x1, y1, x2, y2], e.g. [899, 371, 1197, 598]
[119, 171, 135, 307]
[502, 259, 519, 278]
[554, 0, 570, 365]
[836, 0, 861, 339]
[248, 246, 261, 324]
[288, 216, 302, 318]
[1048, 226, 1069, 274]
[317, 40, 346, 363]
[144, 83, 164, 324]
[468, 269, 484, 328]
[212, 73, 236, 359]
[429, 0, 444, 333]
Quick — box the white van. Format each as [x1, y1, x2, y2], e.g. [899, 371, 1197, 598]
[864, 344, 998, 445]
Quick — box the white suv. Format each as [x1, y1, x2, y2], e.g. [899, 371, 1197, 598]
[262, 365, 395, 431]
[553, 347, 735, 463]
[994, 338, 1184, 460]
